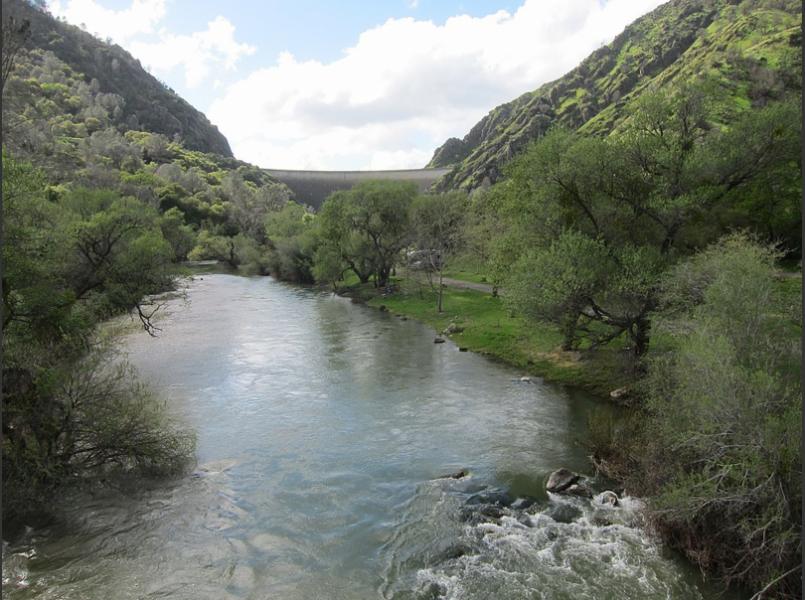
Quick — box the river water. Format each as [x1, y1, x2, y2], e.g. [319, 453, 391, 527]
[3, 275, 734, 599]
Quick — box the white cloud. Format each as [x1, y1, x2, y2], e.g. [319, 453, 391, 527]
[129, 17, 255, 88]
[209, 0, 666, 170]
[49, 1, 254, 88]
[49, 0, 166, 41]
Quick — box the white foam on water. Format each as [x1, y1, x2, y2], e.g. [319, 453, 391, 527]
[1, 546, 35, 589]
[404, 492, 708, 600]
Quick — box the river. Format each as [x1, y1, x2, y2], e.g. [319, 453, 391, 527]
[3, 274, 735, 599]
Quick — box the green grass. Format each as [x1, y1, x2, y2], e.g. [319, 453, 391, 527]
[346, 277, 632, 397]
[440, 257, 493, 285]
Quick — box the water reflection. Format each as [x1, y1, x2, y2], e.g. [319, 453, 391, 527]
[3, 275, 734, 599]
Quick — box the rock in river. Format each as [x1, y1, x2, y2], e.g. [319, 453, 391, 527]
[597, 490, 620, 507]
[546, 468, 580, 493]
[439, 468, 469, 480]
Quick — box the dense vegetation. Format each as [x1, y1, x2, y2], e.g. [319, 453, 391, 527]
[2, 151, 195, 522]
[1, 0, 800, 597]
[430, 0, 801, 192]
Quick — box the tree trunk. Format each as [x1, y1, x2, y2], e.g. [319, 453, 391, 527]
[560, 315, 577, 351]
[377, 266, 390, 288]
[437, 267, 444, 312]
[632, 316, 651, 360]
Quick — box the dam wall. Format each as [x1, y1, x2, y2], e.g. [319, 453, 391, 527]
[265, 167, 452, 209]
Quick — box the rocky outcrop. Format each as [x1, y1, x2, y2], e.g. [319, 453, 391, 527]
[428, 0, 800, 192]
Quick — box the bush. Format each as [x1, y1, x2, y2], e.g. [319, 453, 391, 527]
[3, 347, 195, 521]
[638, 234, 801, 598]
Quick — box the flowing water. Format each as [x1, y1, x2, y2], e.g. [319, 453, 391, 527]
[3, 274, 735, 599]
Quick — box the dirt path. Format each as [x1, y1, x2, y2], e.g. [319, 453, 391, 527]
[438, 276, 496, 294]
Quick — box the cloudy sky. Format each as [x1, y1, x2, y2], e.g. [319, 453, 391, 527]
[48, 0, 666, 170]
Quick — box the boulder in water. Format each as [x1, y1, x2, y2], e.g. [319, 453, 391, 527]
[434, 337, 446, 344]
[598, 490, 620, 507]
[546, 468, 580, 493]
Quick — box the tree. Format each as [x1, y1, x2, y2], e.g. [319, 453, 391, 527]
[315, 180, 416, 287]
[159, 207, 197, 261]
[499, 85, 800, 360]
[410, 191, 468, 311]
[223, 173, 291, 242]
[1, 11, 30, 93]
[264, 201, 317, 282]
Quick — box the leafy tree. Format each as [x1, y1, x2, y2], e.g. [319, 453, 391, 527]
[316, 180, 416, 287]
[159, 207, 197, 261]
[264, 201, 316, 282]
[499, 86, 800, 359]
[410, 191, 469, 311]
[188, 230, 263, 272]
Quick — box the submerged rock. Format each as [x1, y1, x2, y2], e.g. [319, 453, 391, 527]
[439, 469, 469, 480]
[434, 337, 446, 344]
[546, 468, 580, 493]
[546, 502, 583, 524]
[466, 489, 512, 507]
[520, 376, 532, 383]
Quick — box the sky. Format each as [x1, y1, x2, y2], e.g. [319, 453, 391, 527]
[47, 0, 667, 170]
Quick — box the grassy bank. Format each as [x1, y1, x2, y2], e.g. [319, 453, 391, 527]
[340, 275, 633, 398]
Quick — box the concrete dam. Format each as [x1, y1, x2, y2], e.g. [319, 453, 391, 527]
[265, 167, 452, 209]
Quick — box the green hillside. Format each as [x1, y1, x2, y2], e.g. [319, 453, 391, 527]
[3, 0, 232, 156]
[2, 0, 294, 268]
[429, 0, 801, 191]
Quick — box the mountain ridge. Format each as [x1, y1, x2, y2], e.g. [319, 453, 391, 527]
[4, 0, 233, 157]
[428, 0, 801, 191]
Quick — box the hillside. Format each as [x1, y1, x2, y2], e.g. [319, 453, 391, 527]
[3, 0, 232, 156]
[429, 0, 801, 191]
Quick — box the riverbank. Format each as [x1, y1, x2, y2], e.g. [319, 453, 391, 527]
[337, 274, 633, 399]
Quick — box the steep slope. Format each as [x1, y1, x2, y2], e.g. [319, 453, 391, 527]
[3, 0, 232, 156]
[430, 0, 801, 191]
